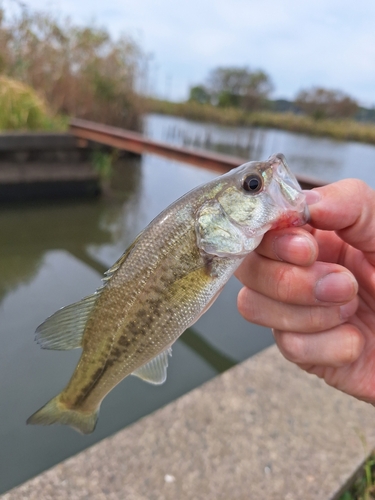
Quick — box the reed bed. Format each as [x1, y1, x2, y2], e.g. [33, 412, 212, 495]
[148, 99, 375, 145]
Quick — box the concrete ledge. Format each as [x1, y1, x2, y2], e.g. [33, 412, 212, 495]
[0, 133, 79, 151]
[0, 132, 101, 200]
[3, 345, 375, 500]
[0, 162, 97, 183]
[0, 179, 100, 202]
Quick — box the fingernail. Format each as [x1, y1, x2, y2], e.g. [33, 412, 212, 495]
[315, 272, 358, 303]
[274, 234, 315, 263]
[303, 189, 321, 205]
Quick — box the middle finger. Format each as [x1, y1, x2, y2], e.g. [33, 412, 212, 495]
[237, 287, 359, 332]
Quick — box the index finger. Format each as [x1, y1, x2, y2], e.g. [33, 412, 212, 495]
[255, 227, 318, 266]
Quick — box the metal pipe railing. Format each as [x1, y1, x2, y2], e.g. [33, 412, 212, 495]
[70, 118, 325, 190]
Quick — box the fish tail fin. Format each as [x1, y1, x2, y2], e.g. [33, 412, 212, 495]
[27, 395, 99, 435]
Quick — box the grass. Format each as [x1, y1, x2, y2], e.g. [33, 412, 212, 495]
[339, 452, 375, 500]
[147, 98, 375, 146]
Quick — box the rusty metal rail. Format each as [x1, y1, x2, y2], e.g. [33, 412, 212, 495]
[70, 118, 324, 189]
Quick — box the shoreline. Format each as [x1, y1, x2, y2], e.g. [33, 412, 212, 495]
[147, 99, 375, 146]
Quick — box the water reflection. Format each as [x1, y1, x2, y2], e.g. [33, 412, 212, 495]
[145, 114, 375, 186]
[6, 113, 371, 493]
[0, 158, 141, 302]
[0, 150, 272, 494]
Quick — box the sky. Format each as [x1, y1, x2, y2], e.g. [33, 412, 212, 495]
[6, 0, 375, 106]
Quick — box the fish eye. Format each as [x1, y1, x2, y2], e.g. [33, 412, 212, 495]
[242, 174, 263, 193]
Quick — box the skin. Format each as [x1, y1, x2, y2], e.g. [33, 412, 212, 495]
[235, 179, 375, 404]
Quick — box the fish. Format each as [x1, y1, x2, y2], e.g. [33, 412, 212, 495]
[27, 153, 309, 434]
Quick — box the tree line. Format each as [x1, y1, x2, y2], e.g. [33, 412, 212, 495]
[0, 4, 371, 128]
[188, 66, 361, 120]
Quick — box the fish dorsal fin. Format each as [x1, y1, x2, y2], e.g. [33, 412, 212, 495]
[101, 231, 144, 286]
[35, 231, 145, 351]
[131, 347, 172, 385]
[35, 293, 98, 350]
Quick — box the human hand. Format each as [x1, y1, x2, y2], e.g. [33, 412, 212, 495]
[235, 179, 375, 403]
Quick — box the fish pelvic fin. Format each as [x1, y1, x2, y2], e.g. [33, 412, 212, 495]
[131, 347, 172, 385]
[27, 396, 99, 435]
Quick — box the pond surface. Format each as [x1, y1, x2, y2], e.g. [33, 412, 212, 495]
[1, 114, 375, 494]
[145, 114, 375, 187]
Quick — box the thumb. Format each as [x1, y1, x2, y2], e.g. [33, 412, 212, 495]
[306, 179, 375, 265]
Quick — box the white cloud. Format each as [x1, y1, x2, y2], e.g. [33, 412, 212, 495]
[8, 0, 375, 105]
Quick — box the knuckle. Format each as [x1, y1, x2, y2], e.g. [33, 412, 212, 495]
[352, 178, 368, 195]
[338, 329, 364, 365]
[341, 178, 367, 199]
[278, 331, 308, 364]
[237, 287, 256, 322]
[308, 306, 331, 332]
[273, 265, 297, 302]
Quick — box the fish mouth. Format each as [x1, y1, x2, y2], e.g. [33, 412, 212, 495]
[267, 154, 310, 227]
[301, 203, 311, 224]
[270, 203, 310, 230]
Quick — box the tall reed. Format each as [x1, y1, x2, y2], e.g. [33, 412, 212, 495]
[0, 5, 147, 130]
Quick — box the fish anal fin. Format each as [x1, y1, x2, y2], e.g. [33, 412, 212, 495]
[35, 293, 98, 350]
[131, 347, 172, 385]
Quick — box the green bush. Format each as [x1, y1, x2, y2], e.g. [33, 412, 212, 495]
[0, 75, 53, 130]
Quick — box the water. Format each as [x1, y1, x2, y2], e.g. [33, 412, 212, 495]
[1, 114, 375, 494]
[145, 114, 375, 187]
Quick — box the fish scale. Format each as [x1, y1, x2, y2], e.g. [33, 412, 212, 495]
[27, 153, 309, 433]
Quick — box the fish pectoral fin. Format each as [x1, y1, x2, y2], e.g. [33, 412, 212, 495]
[131, 347, 172, 385]
[35, 293, 98, 350]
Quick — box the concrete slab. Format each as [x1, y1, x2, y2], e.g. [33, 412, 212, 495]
[0, 162, 97, 183]
[2, 345, 375, 500]
[0, 133, 78, 151]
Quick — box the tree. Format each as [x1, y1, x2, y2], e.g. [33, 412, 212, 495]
[188, 85, 211, 104]
[295, 87, 358, 120]
[206, 66, 273, 110]
[0, 5, 146, 129]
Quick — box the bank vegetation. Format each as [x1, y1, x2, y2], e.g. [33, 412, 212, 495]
[0, 5, 147, 131]
[153, 66, 375, 145]
[1, 5, 374, 146]
[148, 98, 375, 146]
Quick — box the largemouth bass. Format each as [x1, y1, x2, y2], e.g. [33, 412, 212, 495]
[27, 153, 309, 434]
